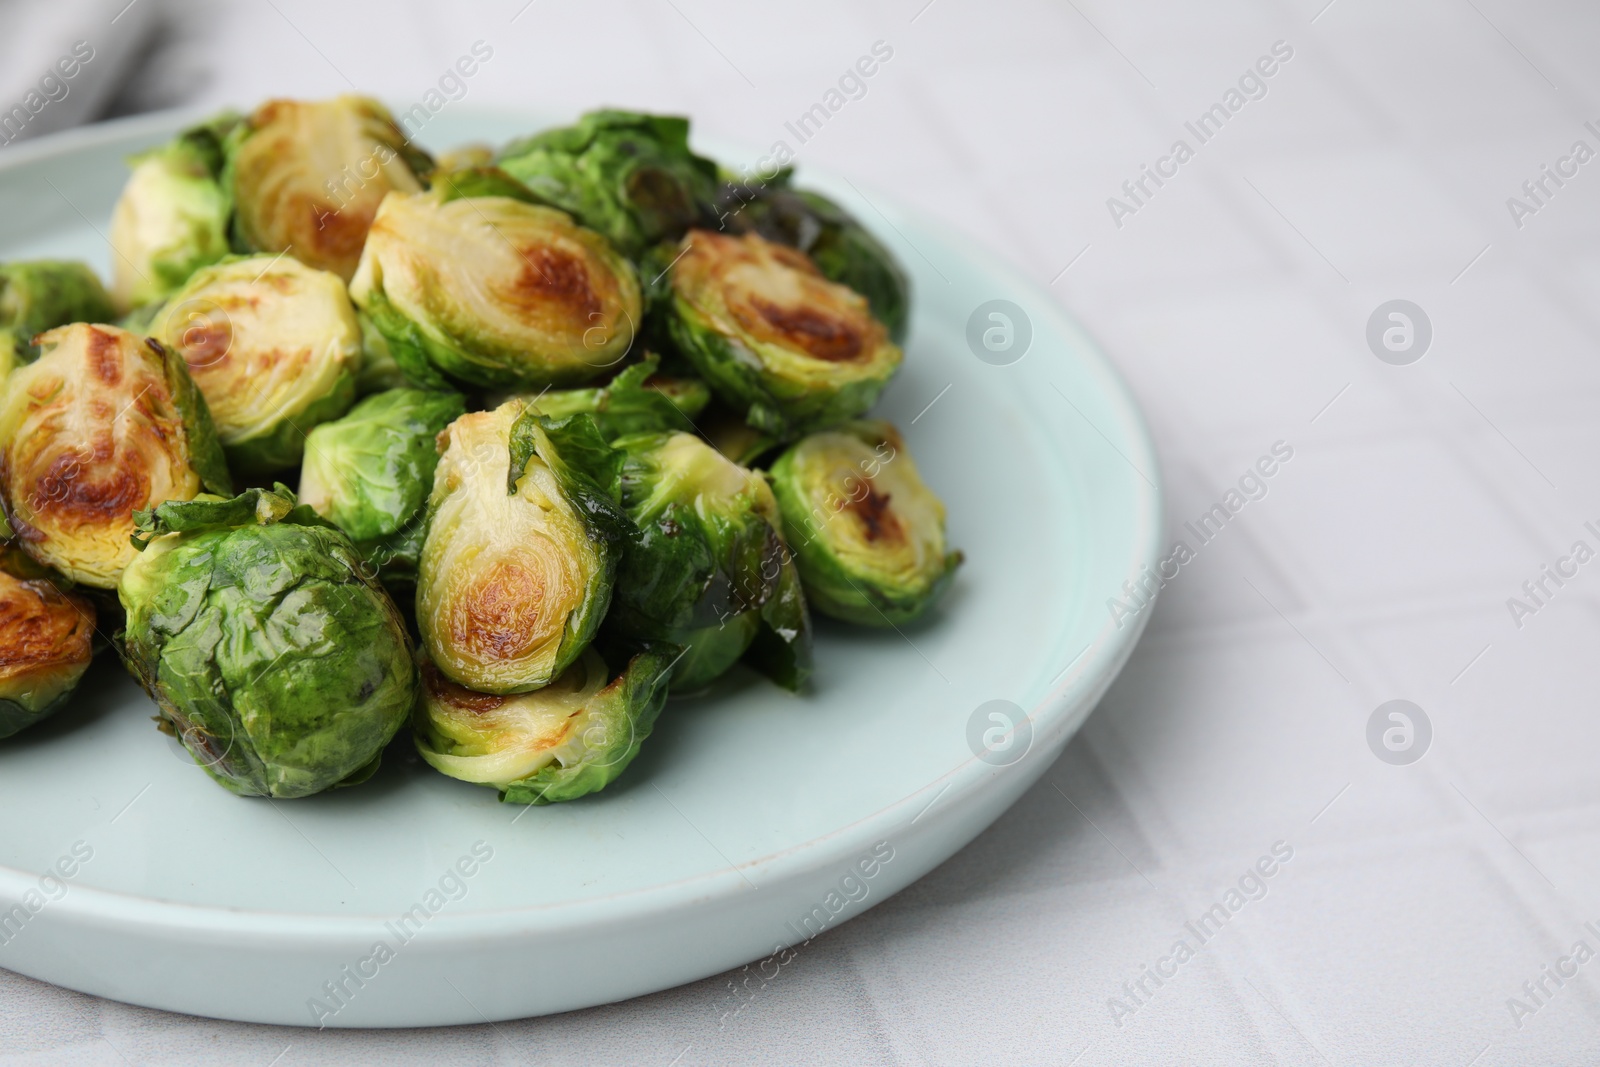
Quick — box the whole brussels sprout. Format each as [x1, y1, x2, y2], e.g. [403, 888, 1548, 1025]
[414, 642, 676, 804]
[152, 254, 362, 472]
[118, 486, 417, 797]
[495, 354, 710, 442]
[108, 112, 238, 311]
[769, 421, 961, 626]
[298, 388, 467, 591]
[0, 324, 231, 588]
[228, 96, 433, 282]
[718, 174, 911, 344]
[417, 402, 628, 695]
[0, 260, 116, 369]
[608, 430, 811, 690]
[497, 110, 718, 258]
[350, 191, 642, 390]
[663, 230, 901, 438]
[0, 555, 97, 741]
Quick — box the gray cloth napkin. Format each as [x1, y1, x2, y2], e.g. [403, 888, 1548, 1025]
[0, 0, 159, 146]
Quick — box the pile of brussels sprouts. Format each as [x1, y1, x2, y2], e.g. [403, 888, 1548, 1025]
[0, 97, 962, 803]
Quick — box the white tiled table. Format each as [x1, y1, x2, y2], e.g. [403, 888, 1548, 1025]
[5, 0, 1600, 1062]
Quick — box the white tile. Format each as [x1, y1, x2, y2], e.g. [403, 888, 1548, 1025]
[1248, 434, 1539, 606]
[1237, 149, 1488, 280]
[1247, 841, 1597, 1066]
[1088, 631, 1454, 859]
[1361, 598, 1600, 817]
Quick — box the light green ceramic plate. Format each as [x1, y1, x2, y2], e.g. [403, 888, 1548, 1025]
[0, 109, 1161, 1027]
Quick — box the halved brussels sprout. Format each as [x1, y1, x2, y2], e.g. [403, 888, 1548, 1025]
[350, 192, 642, 389]
[495, 354, 710, 441]
[414, 643, 675, 804]
[118, 486, 417, 797]
[108, 112, 238, 311]
[417, 402, 627, 694]
[0, 324, 231, 588]
[229, 96, 432, 282]
[0, 556, 97, 741]
[299, 388, 466, 590]
[152, 254, 361, 472]
[769, 420, 960, 626]
[497, 110, 718, 258]
[608, 430, 810, 690]
[664, 230, 901, 437]
[0, 260, 116, 368]
[718, 174, 911, 344]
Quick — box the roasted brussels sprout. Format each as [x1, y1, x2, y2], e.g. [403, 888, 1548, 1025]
[497, 110, 718, 258]
[0, 324, 230, 588]
[0, 260, 116, 369]
[0, 556, 97, 741]
[299, 388, 466, 589]
[414, 643, 675, 803]
[228, 96, 432, 282]
[663, 230, 901, 437]
[417, 402, 627, 694]
[769, 421, 960, 626]
[350, 191, 642, 390]
[118, 486, 417, 797]
[718, 175, 911, 344]
[152, 254, 361, 472]
[608, 430, 810, 690]
[496, 355, 710, 441]
[108, 113, 238, 311]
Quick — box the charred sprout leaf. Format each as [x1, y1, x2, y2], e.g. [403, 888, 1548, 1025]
[349, 191, 642, 389]
[228, 96, 431, 282]
[414, 643, 675, 803]
[0, 261, 116, 367]
[417, 402, 625, 695]
[0, 559, 96, 741]
[497, 110, 718, 258]
[607, 430, 798, 689]
[108, 112, 239, 311]
[718, 176, 911, 344]
[0, 324, 230, 588]
[742, 535, 812, 692]
[152, 254, 361, 472]
[118, 486, 416, 797]
[664, 230, 901, 438]
[769, 420, 960, 626]
[299, 388, 466, 590]
[497, 354, 710, 442]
